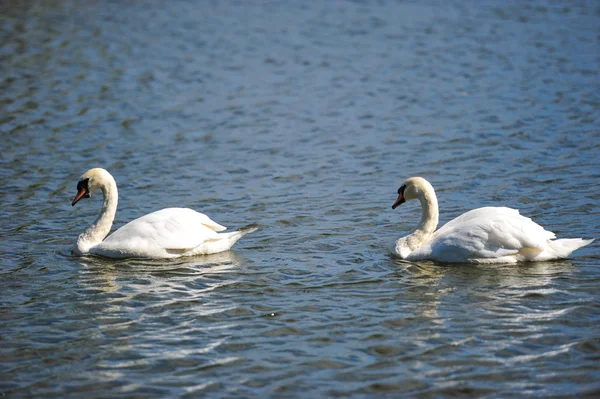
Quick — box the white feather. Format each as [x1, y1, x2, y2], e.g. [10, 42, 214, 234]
[72, 168, 256, 259]
[393, 177, 593, 263]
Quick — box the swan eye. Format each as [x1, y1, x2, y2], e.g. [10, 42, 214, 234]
[398, 185, 406, 195]
[77, 178, 90, 191]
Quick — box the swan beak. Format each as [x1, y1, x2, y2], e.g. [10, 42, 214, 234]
[392, 194, 405, 209]
[71, 188, 89, 206]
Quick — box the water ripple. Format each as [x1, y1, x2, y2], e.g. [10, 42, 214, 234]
[1, 0, 599, 398]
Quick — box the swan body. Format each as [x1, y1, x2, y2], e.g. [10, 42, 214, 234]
[71, 168, 257, 259]
[392, 177, 593, 264]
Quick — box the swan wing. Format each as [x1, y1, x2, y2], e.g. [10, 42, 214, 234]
[418, 207, 556, 262]
[98, 208, 227, 255]
[433, 207, 519, 236]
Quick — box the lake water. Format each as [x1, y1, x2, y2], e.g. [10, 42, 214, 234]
[1, 0, 599, 397]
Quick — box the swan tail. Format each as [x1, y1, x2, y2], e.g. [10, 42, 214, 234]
[221, 224, 259, 243]
[190, 224, 259, 255]
[528, 238, 594, 261]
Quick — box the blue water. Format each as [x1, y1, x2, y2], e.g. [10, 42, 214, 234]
[1, 1, 599, 397]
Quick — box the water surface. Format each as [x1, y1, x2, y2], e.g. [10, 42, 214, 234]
[1, 1, 599, 397]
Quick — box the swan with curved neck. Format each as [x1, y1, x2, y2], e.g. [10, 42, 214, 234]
[392, 177, 593, 263]
[71, 168, 257, 259]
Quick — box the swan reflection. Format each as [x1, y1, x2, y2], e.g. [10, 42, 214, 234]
[392, 258, 577, 325]
[74, 250, 248, 304]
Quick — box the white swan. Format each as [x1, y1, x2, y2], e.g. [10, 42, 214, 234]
[392, 177, 593, 263]
[71, 168, 257, 259]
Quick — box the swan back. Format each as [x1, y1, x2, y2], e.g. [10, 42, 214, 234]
[93, 208, 229, 258]
[415, 207, 555, 262]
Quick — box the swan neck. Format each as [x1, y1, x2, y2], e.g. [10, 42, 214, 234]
[77, 178, 118, 253]
[395, 179, 439, 259]
[416, 188, 439, 236]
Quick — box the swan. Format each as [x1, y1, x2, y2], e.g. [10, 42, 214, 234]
[391, 177, 593, 263]
[71, 168, 257, 259]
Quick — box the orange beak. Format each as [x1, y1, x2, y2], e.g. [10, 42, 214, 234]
[72, 188, 88, 206]
[392, 193, 405, 209]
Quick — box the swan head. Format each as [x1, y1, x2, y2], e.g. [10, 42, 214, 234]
[392, 177, 433, 209]
[72, 168, 114, 206]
